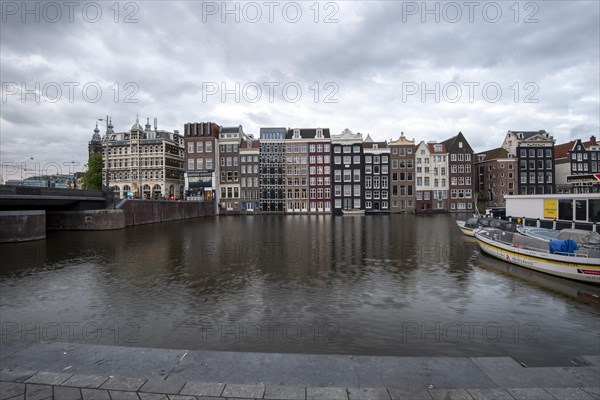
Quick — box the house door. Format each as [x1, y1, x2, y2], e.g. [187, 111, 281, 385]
[343, 198, 352, 209]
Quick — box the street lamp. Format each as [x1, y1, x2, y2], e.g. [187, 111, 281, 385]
[20, 157, 34, 181]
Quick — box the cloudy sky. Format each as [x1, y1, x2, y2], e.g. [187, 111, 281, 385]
[1, 0, 598, 178]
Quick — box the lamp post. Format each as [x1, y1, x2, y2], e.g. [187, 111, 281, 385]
[20, 157, 34, 181]
[98, 116, 110, 189]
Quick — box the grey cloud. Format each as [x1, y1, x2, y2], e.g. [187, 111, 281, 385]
[0, 0, 598, 174]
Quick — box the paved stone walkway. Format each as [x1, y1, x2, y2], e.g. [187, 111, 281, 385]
[1, 369, 599, 400]
[1, 343, 599, 400]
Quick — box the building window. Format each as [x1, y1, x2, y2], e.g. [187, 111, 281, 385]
[344, 170, 352, 182]
[334, 170, 342, 182]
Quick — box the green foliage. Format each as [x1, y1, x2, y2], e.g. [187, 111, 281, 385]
[83, 152, 103, 190]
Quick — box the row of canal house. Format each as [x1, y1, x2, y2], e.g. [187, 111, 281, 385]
[182, 122, 478, 215]
[91, 119, 597, 213]
[474, 131, 599, 208]
[475, 130, 557, 208]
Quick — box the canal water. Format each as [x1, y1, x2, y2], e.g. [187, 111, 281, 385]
[1, 214, 599, 366]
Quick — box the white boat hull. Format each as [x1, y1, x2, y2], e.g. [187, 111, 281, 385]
[456, 221, 475, 237]
[475, 230, 600, 284]
[342, 209, 365, 216]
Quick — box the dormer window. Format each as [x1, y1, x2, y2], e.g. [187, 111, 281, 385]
[316, 128, 323, 138]
[293, 129, 300, 139]
[434, 144, 442, 152]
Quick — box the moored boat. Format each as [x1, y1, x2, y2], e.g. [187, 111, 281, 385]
[475, 228, 600, 284]
[456, 218, 478, 236]
[342, 208, 365, 216]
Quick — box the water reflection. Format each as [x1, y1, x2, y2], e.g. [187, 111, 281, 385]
[0, 214, 598, 366]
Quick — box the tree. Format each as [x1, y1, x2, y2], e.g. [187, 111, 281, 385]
[83, 152, 102, 190]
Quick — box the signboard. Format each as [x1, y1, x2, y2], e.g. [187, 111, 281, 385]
[543, 199, 558, 219]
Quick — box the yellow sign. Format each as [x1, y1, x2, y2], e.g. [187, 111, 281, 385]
[544, 199, 558, 219]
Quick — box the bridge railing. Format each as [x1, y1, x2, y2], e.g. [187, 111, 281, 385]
[0, 185, 104, 198]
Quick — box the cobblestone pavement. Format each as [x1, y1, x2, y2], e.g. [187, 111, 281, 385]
[1, 343, 599, 400]
[1, 368, 599, 400]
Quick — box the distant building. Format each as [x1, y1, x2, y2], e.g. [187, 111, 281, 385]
[554, 139, 577, 193]
[475, 147, 517, 207]
[284, 129, 310, 213]
[286, 128, 332, 213]
[218, 126, 246, 214]
[331, 129, 364, 214]
[240, 138, 261, 212]
[415, 141, 448, 212]
[99, 116, 185, 199]
[259, 127, 287, 213]
[88, 123, 103, 157]
[363, 135, 390, 213]
[443, 132, 475, 212]
[183, 122, 219, 201]
[307, 129, 332, 213]
[500, 130, 556, 195]
[566, 136, 599, 193]
[389, 132, 415, 213]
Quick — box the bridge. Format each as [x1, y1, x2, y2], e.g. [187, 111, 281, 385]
[0, 185, 111, 211]
[0, 185, 214, 243]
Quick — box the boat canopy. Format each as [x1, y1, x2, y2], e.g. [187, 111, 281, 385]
[465, 217, 480, 228]
[489, 219, 518, 232]
[557, 229, 600, 246]
[511, 232, 548, 250]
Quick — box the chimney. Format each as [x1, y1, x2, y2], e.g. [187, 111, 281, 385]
[154, 118, 157, 130]
[591, 135, 597, 146]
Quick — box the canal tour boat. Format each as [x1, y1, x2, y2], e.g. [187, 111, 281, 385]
[475, 228, 600, 284]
